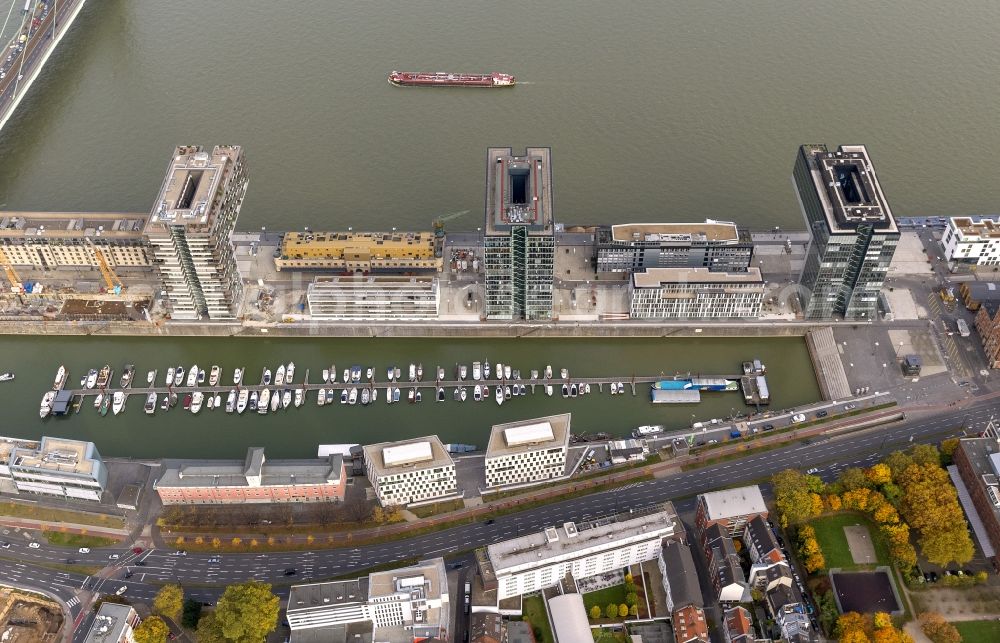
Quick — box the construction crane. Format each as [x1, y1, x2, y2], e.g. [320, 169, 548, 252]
[431, 209, 471, 258]
[93, 247, 124, 295]
[0, 247, 23, 294]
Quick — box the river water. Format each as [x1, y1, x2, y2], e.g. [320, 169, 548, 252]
[9, 337, 817, 458]
[1, 0, 1000, 228]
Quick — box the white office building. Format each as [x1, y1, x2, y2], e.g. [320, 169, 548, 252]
[144, 145, 248, 320]
[0, 436, 107, 501]
[485, 414, 571, 488]
[480, 504, 678, 601]
[286, 558, 450, 642]
[83, 602, 141, 643]
[943, 217, 1000, 266]
[363, 436, 457, 507]
[306, 275, 440, 320]
[629, 267, 765, 319]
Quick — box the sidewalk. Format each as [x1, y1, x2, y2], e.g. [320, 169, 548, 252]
[157, 407, 906, 548]
[0, 517, 130, 539]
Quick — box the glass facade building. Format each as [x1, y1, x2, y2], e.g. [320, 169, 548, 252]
[794, 144, 898, 320]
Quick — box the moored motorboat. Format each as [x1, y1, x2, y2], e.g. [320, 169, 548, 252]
[472, 362, 482, 381]
[318, 389, 327, 406]
[145, 392, 157, 414]
[416, 363, 423, 381]
[560, 368, 569, 379]
[460, 365, 468, 380]
[99, 394, 111, 416]
[392, 387, 400, 403]
[371, 387, 378, 402]
[53, 365, 67, 390]
[474, 385, 482, 401]
[160, 394, 170, 411]
[408, 363, 416, 381]
[286, 362, 295, 383]
[209, 365, 221, 386]
[611, 383, 618, 396]
[561, 384, 569, 398]
[349, 366, 361, 383]
[197, 369, 206, 385]
[436, 366, 445, 381]
[165, 369, 174, 387]
[349, 388, 358, 405]
[341, 389, 349, 404]
[343, 368, 350, 383]
[186, 366, 199, 388]
[460, 387, 467, 402]
[394, 366, 401, 381]
[436, 387, 445, 402]
[182, 394, 192, 410]
[237, 389, 249, 413]
[248, 391, 258, 412]
[360, 388, 370, 405]
[570, 384, 578, 397]
[365, 366, 374, 381]
[207, 395, 215, 410]
[545, 365, 553, 379]
[147, 369, 155, 385]
[94, 392, 104, 409]
[275, 365, 286, 387]
[495, 386, 504, 405]
[545, 384, 553, 396]
[531, 369, 538, 380]
[415, 390, 422, 403]
[504, 386, 511, 400]
[408, 388, 415, 403]
[213, 393, 221, 408]
[86, 369, 98, 389]
[496, 363, 503, 380]
[484, 360, 491, 379]
[96, 365, 112, 389]
[258, 389, 271, 414]
[39, 391, 56, 418]
[262, 368, 272, 385]
[120, 365, 135, 389]
[387, 366, 395, 381]
[233, 368, 244, 385]
[504, 365, 512, 380]
[294, 389, 304, 407]
[386, 386, 393, 404]
[282, 389, 292, 409]
[270, 390, 280, 412]
[584, 383, 591, 395]
[112, 391, 126, 415]
[226, 390, 237, 413]
[511, 384, 519, 397]
[174, 365, 185, 384]
[322, 368, 330, 384]
[191, 392, 204, 414]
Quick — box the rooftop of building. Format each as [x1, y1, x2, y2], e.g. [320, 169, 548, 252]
[505, 621, 535, 643]
[289, 622, 373, 643]
[957, 437, 1000, 523]
[363, 435, 454, 476]
[0, 211, 149, 239]
[280, 231, 436, 259]
[631, 266, 764, 288]
[308, 275, 438, 291]
[485, 147, 554, 236]
[699, 485, 767, 521]
[672, 604, 709, 642]
[156, 448, 343, 489]
[724, 606, 753, 638]
[608, 220, 743, 244]
[486, 413, 571, 459]
[950, 216, 1000, 239]
[798, 144, 897, 234]
[469, 613, 503, 643]
[661, 540, 703, 609]
[487, 503, 676, 573]
[287, 578, 369, 615]
[83, 602, 136, 643]
[547, 593, 593, 643]
[10, 436, 100, 478]
[0, 436, 41, 465]
[962, 282, 1000, 302]
[145, 144, 242, 233]
[745, 515, 779, 555]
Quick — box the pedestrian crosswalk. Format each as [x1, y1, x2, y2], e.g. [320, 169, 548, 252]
[66, 596, 80, 608]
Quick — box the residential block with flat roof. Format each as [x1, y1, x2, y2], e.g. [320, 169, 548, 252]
[695, 485, 768, 536]
[478, 504, 678, 601]
[485, 413, 570, 488]
[286, 558, 450, 643]
[944, 217, 1000, 266]
[1, 435, 106, 501]
[952, 435, 1000, 571]
[629, 267, 765, 319]
[154, 447, 345, 505]
[363, 436, 457, 507]
[596, 220, 753, 274]
[83, 602, 141, 643]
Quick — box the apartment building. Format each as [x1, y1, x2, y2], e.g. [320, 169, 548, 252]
[943, 217, 1000, 266]
[794, 144, 898, 320]
[479, 504, 678, 601]
[723, 606, 754, 643]
[363, 436, 457, 507]
[702, 523, 751, 603]
[143, 144, 248, 320]
[275, 230, 442, 273]
[286, 558, 450, 642]
[305, 275, 439, 320]
[628, 267, 765, 319]
[695, 486, 768, 536]
[0, 435, 106, 501]
[952, 436, 1000, 571]
[0, 212, 152, 270]
[596, 220, 753, 274]
[974, 303, 1000, 369]
[673, 604, 710, 643]
[154, 448, 345, 505]
[484, 413, 570, 488]
[83, 603, 141, 643]
[483, 147, 555, 320]
[659, 540, 703, 613]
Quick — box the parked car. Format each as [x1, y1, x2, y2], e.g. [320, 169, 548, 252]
[792, 414, 806, 423]
[816, 410, 828, 418]
[132, 547, 143, 554]
[135, 560, 146, 567]
[844, 403, 857, 410]
[762, 424, 775, 431]
[0, 542, 10, 549]
[806, 467, 819, 474]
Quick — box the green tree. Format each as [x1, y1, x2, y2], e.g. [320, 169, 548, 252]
[804, 474, 826, 494]
[202, 581, 280, 642]
[629, 604, 639, 617]
[181, 598, 202, 629]
[910, 444, 941, 467]
[606, 603, 618, 619]
[590, 605, 602, 620]
[153, 584, 184, 623]
[838, 467, 871, 491]
[884, 451, 915, 481]
[196, 612, 225, 643]
[772, 469, 814, 526]
[625, 592, 638, 607]
[133, 616, 170, 643]
[92, 594, 130, 612]
[618, 603, 629, 618]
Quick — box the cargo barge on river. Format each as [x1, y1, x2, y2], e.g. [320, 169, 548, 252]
[388, 71, 515, 87]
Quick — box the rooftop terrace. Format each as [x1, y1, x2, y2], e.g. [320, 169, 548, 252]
[485, 147, 553, 236]
[800, 144, 897, 234]
[610, 221, 741, 244]
[363, 435, 454, 476]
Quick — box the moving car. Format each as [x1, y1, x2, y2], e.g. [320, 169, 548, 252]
[28, 542, 40, 549]
[78, 547, 90, 554]
[108, 554, 120, 560]
[116, 586, 127, 596]
[284, 568, 297, 576]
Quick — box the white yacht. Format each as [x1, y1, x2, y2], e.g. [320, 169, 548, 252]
[294, 389, 304, 407]
[459, 387, 467, 402]
[146, 369, 156, 385]
[165, 369, 174, 387]
[436, 366, 445, 381]
[322, 368, 330, 384]
[342, 368, 350, 383]
[286, 362, 295, 383]
[474, 385, 482, 401]
[145, 392, 157, 415]
[472, 362, 482, 381]
[225, 390, 236, 413]
[340, 389, 348, 404]
[270, 390, 281, 412]
[386, 386, 393, 404]
[53, 365, 67, 390]
[545, 384, 553, 396]
[361, 388, 370, 405]
[348, 388, 358, 405]
[504, 386, 511, 400]
[495, 386, 504, 405]
[248, 391, 258, 412]
[236, 389, 249, 413]
[496, 363, 503, 380]
[408, 363, 416, 381]
[560, 368, 569, 379]
[209, 365, 221, 386]
[318, 389, 327, 406]
[545, 365, 553, 379]
[190, 392, 204, 414]
[86, 369, 98, 389]
[504, 365, 512, 380]
[282, 389, 292, 409]
[275, 365, 286, 387]
[112, 392, 126, 415]
[366, 367, 374, 381]
[233, 367, 243, 385]
[262, 368, 272, 385]
[387, 366, 395, 381]
[39, 391, 56, 418]
[258, 389, 271, 414]
[207, 396, 215, 410]
[186, 365, 199, 388]
[561, 384, 569, 397]
[392, 387, 400, 403]
[460, 365, 468, 380]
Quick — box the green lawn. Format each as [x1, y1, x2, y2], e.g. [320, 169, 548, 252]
[593, 630, 629, 643]
[520, 594, 555, 643]
[954, 620, 1000, 643]
[582, 584, 628, 614]
[0, 502, 125, 529]
[43, 531, 120, 548]
[809, 513, 889, 571]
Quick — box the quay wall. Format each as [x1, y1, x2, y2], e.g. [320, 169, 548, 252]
[0, 319, 860, 338]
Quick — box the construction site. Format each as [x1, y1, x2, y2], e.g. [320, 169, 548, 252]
[0, 586, 64, 642]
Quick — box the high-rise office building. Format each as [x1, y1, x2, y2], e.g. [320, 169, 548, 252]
[483, 147, 555, 320]
[144, 145, 248, 320]
[794, 144, 898, 320]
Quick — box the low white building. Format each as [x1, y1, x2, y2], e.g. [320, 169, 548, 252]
[547, 593, 592, 643]
[83, 602, 141, 643]
[286, 558, 450, 642]
[363, 436, 457, 507]
[480, 504, 678, 601]
[0, 436, 107, 501]
[306, 275, 440, 320]
[629, 267, 764, 319]
[943, 217, 1000, 266]
[485, 414, 571, 488]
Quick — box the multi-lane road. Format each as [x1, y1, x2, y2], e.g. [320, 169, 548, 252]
[0, 399, 989, 638]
